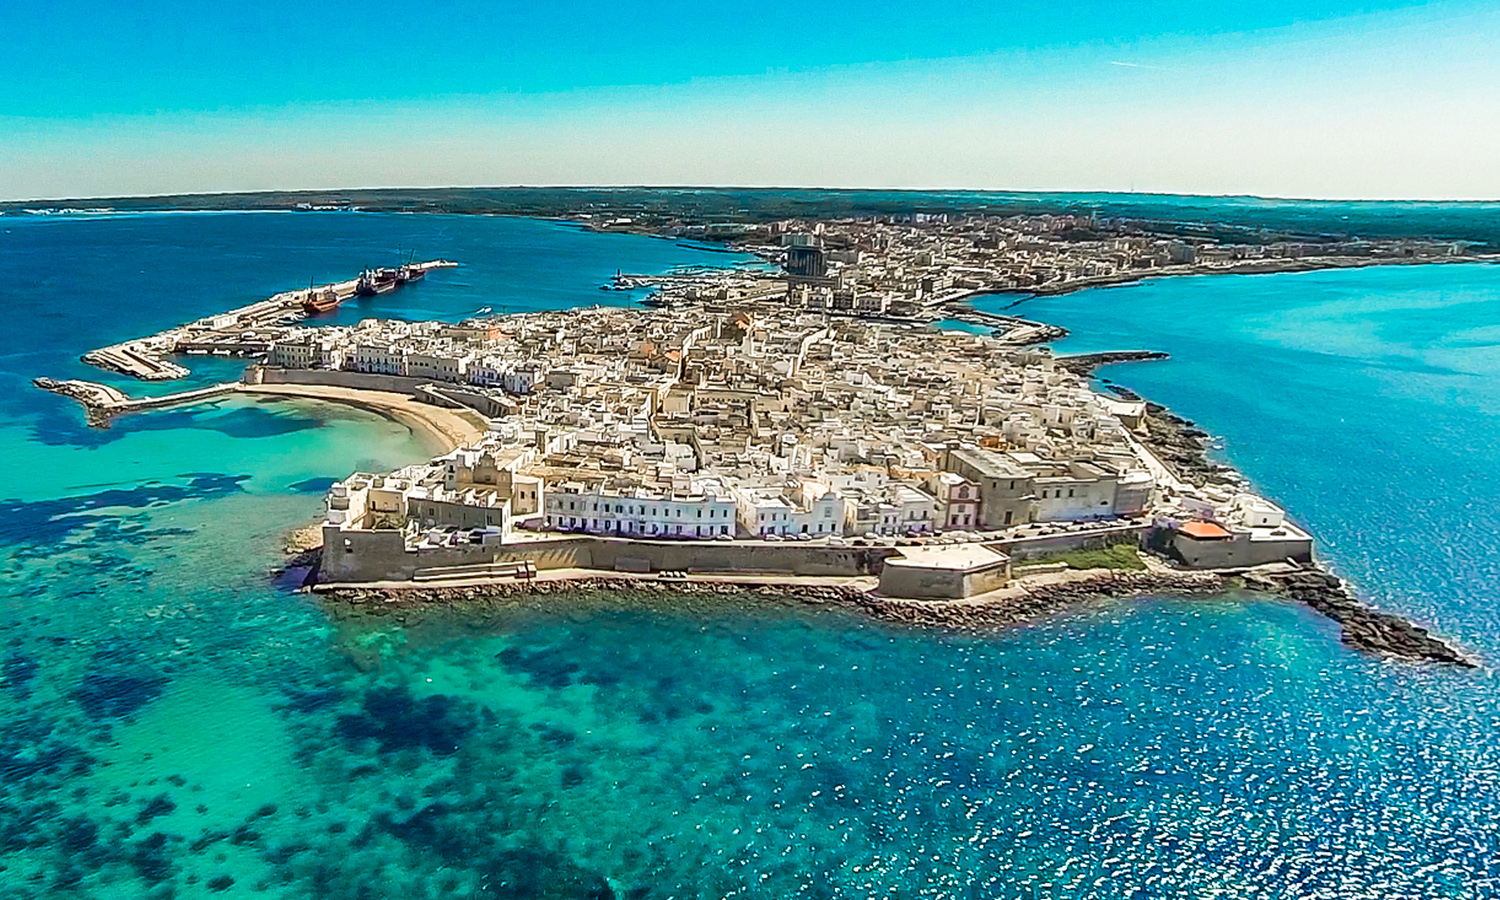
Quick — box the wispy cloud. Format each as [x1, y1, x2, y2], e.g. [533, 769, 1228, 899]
[1109, 60, 1177, 71]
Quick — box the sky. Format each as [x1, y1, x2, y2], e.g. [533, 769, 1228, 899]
[3, 0, 1498, 201]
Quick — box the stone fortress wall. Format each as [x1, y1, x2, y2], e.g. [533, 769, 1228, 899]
[321, 520, 1154, 586]
[320, 527, 904, 584]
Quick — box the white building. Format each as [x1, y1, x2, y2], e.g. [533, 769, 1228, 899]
[543, 478, 736, 538]
[352, 343, 407, 376]
[469, 357, 506, 388]
[735, 480, 849, 537]
[504, 366, 538, 396]
[1031, 461, 1156, 522]
[888, 485, 938, 534]
[407, 350, 473, 383]
[268, 339, 316, 370]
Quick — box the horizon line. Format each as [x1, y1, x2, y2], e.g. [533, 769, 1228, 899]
[5, 184, 1500, 207]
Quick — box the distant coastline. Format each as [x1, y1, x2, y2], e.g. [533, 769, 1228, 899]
[6, 186, 1500, 250]
[954, 252, 1500, 302]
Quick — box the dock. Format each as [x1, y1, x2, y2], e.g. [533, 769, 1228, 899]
[76, 260, 458, 381]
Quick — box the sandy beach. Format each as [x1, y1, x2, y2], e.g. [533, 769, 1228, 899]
[237, 383, 488, 453]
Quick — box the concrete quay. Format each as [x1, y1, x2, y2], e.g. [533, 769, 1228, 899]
[82, 342, 191, 381]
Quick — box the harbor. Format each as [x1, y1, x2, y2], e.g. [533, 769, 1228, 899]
[78, 259, 457, 381]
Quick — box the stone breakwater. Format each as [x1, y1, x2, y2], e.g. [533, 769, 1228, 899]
[317, 566, 1474, 667]
[321, 578, 865, 615]
[855, 570, 1225, 630]
[1055, 350, 1171, 377]
[1246, 568, 1475, 667]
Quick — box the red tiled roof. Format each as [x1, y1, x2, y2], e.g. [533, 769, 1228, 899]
[1179, 521, 1232, 540]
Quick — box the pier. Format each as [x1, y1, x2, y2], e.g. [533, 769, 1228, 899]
[75, 260, 457, 381]
[33, 378, 240, 426]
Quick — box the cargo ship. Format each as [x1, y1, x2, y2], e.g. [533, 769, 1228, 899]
[302, 287, 342, 315]
[355, 268, 399, 297]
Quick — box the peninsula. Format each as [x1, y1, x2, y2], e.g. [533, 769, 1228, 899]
[31, 214, 1478, 667]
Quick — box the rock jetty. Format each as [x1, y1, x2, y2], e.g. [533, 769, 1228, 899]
[1246, 567, 1475, 667]
[321, 577, 864, 610]
[855, 570, 1224, 630]
[1055, 350, 1170, 376]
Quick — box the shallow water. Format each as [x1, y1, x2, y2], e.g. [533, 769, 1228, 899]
[3, 216, 1500, 898]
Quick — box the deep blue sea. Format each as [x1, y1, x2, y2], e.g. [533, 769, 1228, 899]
[3, 212, 1500, 899]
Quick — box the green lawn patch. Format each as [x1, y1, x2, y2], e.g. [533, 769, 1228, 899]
[1013, 544, 1146, 571]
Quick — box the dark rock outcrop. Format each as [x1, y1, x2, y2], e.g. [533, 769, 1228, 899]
[1246, 567, 1474, 667]
[319, 565, 1474, 667]
[1055, 350, 1170, 376]
[1139, 402, 1241, 487]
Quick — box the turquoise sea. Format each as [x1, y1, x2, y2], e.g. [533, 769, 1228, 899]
[3, 212, 1500, 899]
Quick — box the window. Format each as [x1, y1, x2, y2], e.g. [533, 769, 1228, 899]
[1068, 489, 1074, 498]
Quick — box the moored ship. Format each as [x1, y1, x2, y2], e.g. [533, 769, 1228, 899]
[302, 287, 342, 315]
[355, 267, 399, 297]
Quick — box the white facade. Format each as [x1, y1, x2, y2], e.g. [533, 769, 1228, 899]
[504, 367, 538, 395]
[352, 344, 407, 376]
[407, 350, 472, 383]
[543, 481, 736, 538]
[469, 357, 505, 387]
[1232, 493, 1285, 528]
[268, 340, 315, 369]
[889, 485, 938, 534]
[1033, 475, 1118, 522]
[739, 492, 795, 537]
[735, 481, 849, 536]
